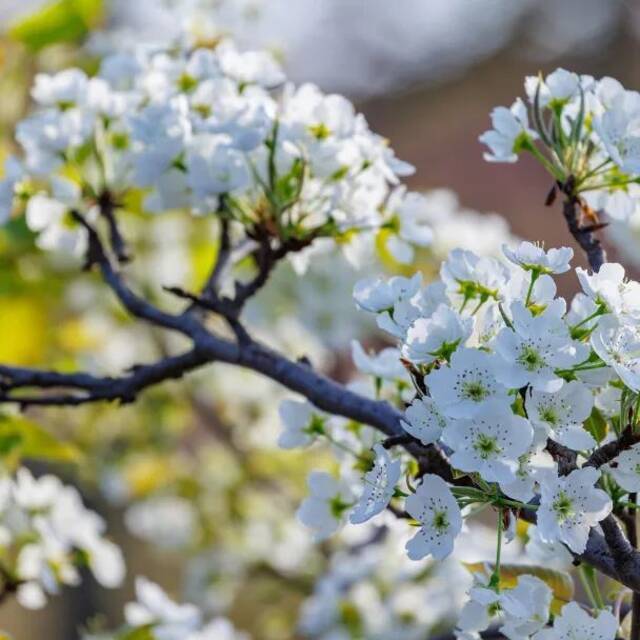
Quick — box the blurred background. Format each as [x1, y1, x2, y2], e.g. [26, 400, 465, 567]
[0, 0, 639, 638]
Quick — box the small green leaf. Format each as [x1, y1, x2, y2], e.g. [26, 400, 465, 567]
[584, 406, 608, 444]
[9, 0, 104, 52]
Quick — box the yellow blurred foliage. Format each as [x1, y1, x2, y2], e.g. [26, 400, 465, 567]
[57, 317, 101, 353]
[123, 454, 177, 498]
[0, 297, 46, 364]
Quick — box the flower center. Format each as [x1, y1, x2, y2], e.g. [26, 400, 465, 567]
[462, 381, 488, 402]
[539, 407, 558, 425]
[309, 123, 331, 140]
[518, 345, 544, 371]
[330, 495, 351, 519]
[552, 491, 575, 522]
[177, 72, 198, 93]
[432, 510, 449, 532]
[473, 434, 501, 459]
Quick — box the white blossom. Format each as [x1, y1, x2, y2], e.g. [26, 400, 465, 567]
[499, 575, 552, 640]
[594, 89, 640, 175]
[405, 474, 462, 561]
[32, 69, 90, 108]
[350, 444, 401, 524]
[525, 69, 581, 107]
[591, 314, 640, 391]
[457, 584, 501, 633]
[609, 443, 640, 492]
[577, 263, 640, 316]
[351, 341, 406, 380]
[403, 304, 473, 365]
[382, 187, 434, 263]
[479, 98, 537, 163]
[401, 396, 448, 446]
[442, 403, 533, 484]
[537, 467, 612, 554]
[527, 381, 595, 450]
[353, 274, 422, 314]
[278, 399, 326, 449]
[502, 242, 573, 274]
[532, 601, 618, 640]
[124, 577, 202, 639]
[25, 193, 86, 255]
[297, 472, 354, 541]
[426, 347, 510, 418]
[493, 301, 586, 393]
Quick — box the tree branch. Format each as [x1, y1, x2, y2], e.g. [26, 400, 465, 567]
[201, 217, 232, 300]
[586, 427, 640, 469]
[0, 350, 209, 406]
[558, 177, 607, 272]
[3, 205, 640, 597]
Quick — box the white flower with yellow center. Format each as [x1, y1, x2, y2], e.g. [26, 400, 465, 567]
[442, 403, 533, 484]
[537, 467, 612, 554]
[426, 347, 510, 418]
[404, 474, 461, 561]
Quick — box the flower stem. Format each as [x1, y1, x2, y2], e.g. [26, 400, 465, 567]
[525, 270, 540, 307]
[578, 565, 602, 610]
[490, 508, 504, 592]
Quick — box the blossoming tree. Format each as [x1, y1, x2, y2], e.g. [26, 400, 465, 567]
[3, 9, 640, 639]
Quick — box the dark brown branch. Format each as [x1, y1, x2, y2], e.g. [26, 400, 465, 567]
[71, 211, 207, 339]
[557, 177, 607, 272]
[586, 427, 640, 469]
[201, 217, 231, 300]
[546, 439, 577, 476]
[164, 286, 251, 344]
[0, 350, 208, 406]
[601, 515, 640, 591]
[97, 191, 130, 263]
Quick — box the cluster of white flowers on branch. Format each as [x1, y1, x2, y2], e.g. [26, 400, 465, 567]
[0, 468, 124, 610]
[282, 240, 640, 637]
[1, 38, 429, 271]
[4, 35, 640, 638]
[480, 68, 640, 272]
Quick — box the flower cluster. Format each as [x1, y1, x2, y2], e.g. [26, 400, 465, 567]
[84, 576, 248, 640]
[276, 238, 640, 637]
[0, 468, 124, 610]
[0, 38, 432, 270]
[354, 242, 634, 553]
[3, 20, 640, 637]
[481, 68, 640, 221]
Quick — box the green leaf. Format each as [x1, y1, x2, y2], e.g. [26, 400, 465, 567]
[584, 406, 608, 444]
[9, 0, 104, 52]
[0, 414, 81, 464]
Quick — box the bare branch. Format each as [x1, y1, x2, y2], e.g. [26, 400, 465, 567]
[201, 217, 231, 300]
[0, 350, 209, 406]
[97, 191, 130, 264]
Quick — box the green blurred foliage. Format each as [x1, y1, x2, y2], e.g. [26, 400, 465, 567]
[9, 0, 104, 52]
